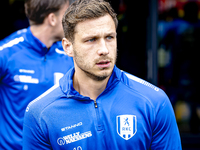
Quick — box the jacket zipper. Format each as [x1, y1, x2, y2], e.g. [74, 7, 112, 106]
[94, 99, 98, 108]
[93, 99, 103, 131]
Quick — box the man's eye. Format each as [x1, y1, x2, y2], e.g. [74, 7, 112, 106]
[106, 36, 113, 40]
[87, 38, 96, 42]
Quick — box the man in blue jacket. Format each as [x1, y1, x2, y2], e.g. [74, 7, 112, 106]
[23, 0, 182, 149]
[0, 0, 75, 149]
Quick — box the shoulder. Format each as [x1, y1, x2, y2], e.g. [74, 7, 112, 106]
[0, 30, 29, 60]
[0, 28, 34, 63]
[0, 28, 28, 51]
[119, 70, 170, 109]
[0, 35, 28, 70]
[25, 84, 63, 117]
[118, 70, 180, 138]
[0, 37, 27, 75]
[24, 84, 66, 128]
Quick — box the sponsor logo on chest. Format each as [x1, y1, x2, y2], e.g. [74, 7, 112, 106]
[57, 131, 92, 146]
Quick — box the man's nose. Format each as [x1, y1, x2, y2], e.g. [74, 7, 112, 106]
[97, 39, 109, 56]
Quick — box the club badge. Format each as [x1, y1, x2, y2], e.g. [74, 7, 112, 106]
[116, 115, 137, 140]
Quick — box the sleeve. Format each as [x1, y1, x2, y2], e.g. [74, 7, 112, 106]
[151, 96, 182, 150]
[0, 50, 8, 79]
[23, 109, 52, 150]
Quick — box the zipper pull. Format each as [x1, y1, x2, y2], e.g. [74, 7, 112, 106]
[94, 100, 98, 108]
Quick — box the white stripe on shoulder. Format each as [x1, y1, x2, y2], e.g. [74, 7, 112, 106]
[26, 83, 59, 112]
[124, 72, 159, 92]
[17, 28, 27, 35]
[0, 37, 24, 51]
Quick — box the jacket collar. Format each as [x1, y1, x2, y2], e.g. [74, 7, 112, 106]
[60, 66, 122, 100]
[24, 27, 61, 56]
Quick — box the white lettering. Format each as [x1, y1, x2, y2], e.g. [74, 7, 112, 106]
[14, 75, 39, 84]
[58, 131, 92, 145]
[61, 122, 83, 132]
[73, 146, 82, 150]
[19, 69, 35, 74]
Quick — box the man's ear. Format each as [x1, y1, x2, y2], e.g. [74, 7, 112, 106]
[62, 38, 73, 57]
[47, 13, 57, 26]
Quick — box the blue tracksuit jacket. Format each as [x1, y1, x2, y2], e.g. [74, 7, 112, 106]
[23, 66, 182, 150]
[0, 27, 74, 150]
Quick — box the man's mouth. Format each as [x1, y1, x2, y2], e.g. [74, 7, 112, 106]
[96, 60, 111, 68]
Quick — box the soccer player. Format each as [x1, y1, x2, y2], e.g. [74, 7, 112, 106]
[0, 0, 76, 149]
[23, 0, 182, 149]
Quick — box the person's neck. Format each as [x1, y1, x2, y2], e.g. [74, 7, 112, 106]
[73, 69, 110, 100]
[30, 25, 55, 48]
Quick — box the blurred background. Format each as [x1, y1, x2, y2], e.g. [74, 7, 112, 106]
[0, 0, 200, 149]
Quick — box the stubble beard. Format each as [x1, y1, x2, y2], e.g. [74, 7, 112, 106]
[73, 49, 117, 81]
[81, 67, 110, 81]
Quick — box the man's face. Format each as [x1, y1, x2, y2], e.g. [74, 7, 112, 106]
[72, 14, 117, 81]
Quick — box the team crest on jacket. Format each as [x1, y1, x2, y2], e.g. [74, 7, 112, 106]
[116, 115, 137, 140]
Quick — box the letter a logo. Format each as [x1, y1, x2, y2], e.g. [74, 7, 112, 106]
[116, 115, 137, 140]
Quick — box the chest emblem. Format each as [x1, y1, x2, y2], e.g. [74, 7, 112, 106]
[116, 115, 137, 140]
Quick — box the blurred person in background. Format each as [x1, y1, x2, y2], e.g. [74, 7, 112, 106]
[0, 0, 76, 149]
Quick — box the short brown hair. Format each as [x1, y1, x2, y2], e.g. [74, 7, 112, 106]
[25, 0, 76, 25]
[62, 0, 118, 42]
